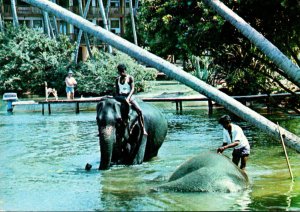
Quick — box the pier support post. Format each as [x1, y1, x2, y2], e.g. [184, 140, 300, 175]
[76, 102, 80, 114]
[208, 99, 213, 115]
[48, 103, 51, 115]
[179, 101, 183, 114]
[42, 103, 44, 115]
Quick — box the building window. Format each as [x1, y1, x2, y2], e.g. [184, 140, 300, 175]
[57, 0, 69, 7]
[110, 19, 120, 34]
[74, 26, 80, 38]
[16, 0, 30, 6]
[33, 20, 43, 32]
[110, 0, 120, 8]
[97, 20, 104, 28]
[110, 19, 119, 28]
[19, 20, 31, 27]
[125, 0, 138, 8]
[59, 21, 67, 34]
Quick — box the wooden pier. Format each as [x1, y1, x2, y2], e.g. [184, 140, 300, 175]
[38, 97, 102, 115]
[142, 92, 300, 114]
[11, 92, 300, 114]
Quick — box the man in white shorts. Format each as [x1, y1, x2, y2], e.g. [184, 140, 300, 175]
[217, 115, 250, 170]
[65, 70, 77, 99]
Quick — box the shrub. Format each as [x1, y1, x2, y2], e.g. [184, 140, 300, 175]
[0, 25, 75, 96]
[0, 25, 157, 97]
[75, 49, 157, 96]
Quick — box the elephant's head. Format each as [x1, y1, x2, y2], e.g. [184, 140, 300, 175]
[96, 97, 139, 170]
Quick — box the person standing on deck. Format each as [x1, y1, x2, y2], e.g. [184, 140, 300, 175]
[65, 70, 77, 100]
[217, 115, 250, 170]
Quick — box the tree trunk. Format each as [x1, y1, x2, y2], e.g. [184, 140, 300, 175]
[75, 0, 84, 53]
[42, 11, 51, 37]
[74, 0, 93, 63]
[105, 0, 110, 28]
[134, 0, 139, 15]
[48, 15, 55, 39]
[202, 0, 300, 88]
[52, 15, 59, 36]
[97, 0, 112, 53]
[50, 0, 59, 37]
[0, 0, 4, 31]
[21, 0, 300, 153]
[82, 0, 93, 60]
[0, 11, 4, 32]
[10, 0, 19, 27]
[129, 0, 137, 45]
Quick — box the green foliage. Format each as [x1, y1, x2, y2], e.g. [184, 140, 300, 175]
[0, 25, 156, 98]
[75, 49, 157, 96]
[138, 0, 223, 61]
[137, 0, 300, 95]
[0, 25, 75, 95]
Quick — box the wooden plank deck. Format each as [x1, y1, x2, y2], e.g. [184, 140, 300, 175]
[11, 92, 300, 114]
[38, 97, 103, 115]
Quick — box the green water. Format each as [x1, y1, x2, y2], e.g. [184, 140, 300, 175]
[0, 99, 299, 211]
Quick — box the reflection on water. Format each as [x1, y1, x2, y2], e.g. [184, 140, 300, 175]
[0, 100, 299, 211]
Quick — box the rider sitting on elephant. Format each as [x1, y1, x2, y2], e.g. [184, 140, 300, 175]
[115, 63, 147, 135]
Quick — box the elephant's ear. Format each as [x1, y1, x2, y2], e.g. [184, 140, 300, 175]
[96, 101, 104, 123]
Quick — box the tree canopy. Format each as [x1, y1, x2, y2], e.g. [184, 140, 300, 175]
[136, 0, 300, 95]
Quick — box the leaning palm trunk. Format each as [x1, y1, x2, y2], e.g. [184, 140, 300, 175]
[74, 0, 93, 63]
[134, 0, 139, 15]
[21, 0, 300, 152]
[129, 0, 138, 45]
[105, 0, 110, 28]
[0, 0, 4, 31]
[97, 0, 112, 53]
[0, 12, 4, 32]
[10, 0, 19, 27]
[42, 11, 50, 37]
[202, 0, 300, 88]
[81, 0, 93, 59]
[51, 15, 58, 36]
[50, 0, 59, 37]
[48, 15, 55, 39]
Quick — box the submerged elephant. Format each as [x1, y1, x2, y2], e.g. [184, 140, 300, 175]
[96, 97, 168, 170]
[156, 152, 249, 192]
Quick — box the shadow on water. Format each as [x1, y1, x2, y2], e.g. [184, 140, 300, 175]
[0, 99, 300, 211]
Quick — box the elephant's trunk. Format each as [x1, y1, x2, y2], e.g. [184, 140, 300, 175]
[99, 125, 116, 170]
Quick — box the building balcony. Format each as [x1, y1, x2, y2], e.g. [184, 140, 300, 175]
[3, 5, 130, 19]
[3, 5, 42, 16]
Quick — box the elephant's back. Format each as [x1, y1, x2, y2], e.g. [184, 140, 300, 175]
[140, 101, 168, 134]
[169, 152, 248, 182]
[158, 152, 249, 192]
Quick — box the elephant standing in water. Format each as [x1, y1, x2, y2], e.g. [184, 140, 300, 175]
[96, 97, 168, 170]
[157, 152, 249, 192]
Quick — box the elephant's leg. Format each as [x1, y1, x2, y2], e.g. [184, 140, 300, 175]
[133, 134, 147, 164]
[130, 99, 147, 135]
